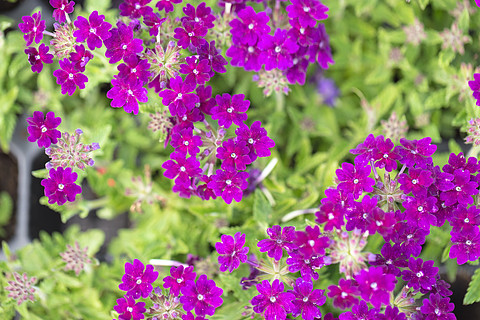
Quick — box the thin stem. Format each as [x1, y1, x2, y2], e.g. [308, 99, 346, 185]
[261, 186, 276, 206]
[254, 157, 278, 185]
[43, 30, 56, 37]
[281, 208, 318, 222]
[149, 259, 188, 268]
[467, 143, 480, 159]
[65, 13, 71, 25]
[275, 91, 285, 112]
[86, 197, 109, 210]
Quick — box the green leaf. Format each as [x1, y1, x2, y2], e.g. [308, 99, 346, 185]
[458, 8, 470, 31]
[438, 50, 455, 69]
[32, 169, 48, 179]
[464, 268, 480, 304]
[417, 0, 430, 10]
[253, 189, 272, 226]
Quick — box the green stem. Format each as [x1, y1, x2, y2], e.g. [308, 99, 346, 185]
[275, 91, 284, 112]
[467, 144, 480, 159]
[86, 197, 109, 211]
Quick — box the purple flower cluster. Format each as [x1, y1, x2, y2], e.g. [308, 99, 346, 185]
[26, 111, 99, 205]
[226, 0, 334, 90]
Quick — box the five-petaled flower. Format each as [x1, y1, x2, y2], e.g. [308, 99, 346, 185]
[180, 274, 223, 316]
[27, 111, 62, 148]
[41, 167, 82, 205]
[119, 259, 159, 299]
[215, 232, 249, 272]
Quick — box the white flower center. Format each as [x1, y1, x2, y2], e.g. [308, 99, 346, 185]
[441, 202, 446, 208]
[417, 206, 423, 212]
[411, 150, 417, 155]
[248, 23, 254, 30]
[456, 186, 462, 192]
[33, 26, 37, 32]
[127, 307, 133, 312]
[128, 89, 133, 96]
[227, 107, 233, 113]
[197, 294, 204, 300]
[362, 213, 367, 219]
[193, 69, 198, 74]
[184, 141, 189, 146]
[195, 102, 200, 108]
[231, 153, 237, 158]
[275, 46, 281, 53]
[58, 183, 65, 190]
[248, 46, 254, 53]
[308, 240, 315, 247]
[465, 218, 470, 223]
[122, 44, 127, 50]
[68, 73, 74, 80]
[270, 297, 276, 303]
[177, 93, 183, 99]
[188, 32, 193, 37]
[248, 138, 254, 144]
[435, 308, 441, 315]
[412, 179, 417, 184]
[353, 179, 359, 184]
[41, 126, 47, 133]
[89, 28, 95, 33]
[195, 17, 200, 22]
[182, 115, 187, 121]
[180, 166, 186, 172]
[135, 3, 140, 9]
[416, 271, 424, 277]
[35, 55, 40, 60]
[302, 297, 308, 302]
[383, 153, 388, 158]
[386, 259, 392, 265]
[466, 240, 472, 246]
[136, 279, 142, 284]
[341, 292, 348, 298]
[376, 220, 383, 226]
[177, 278, 183, 283]
[132, 68, 137, 73]
[370, 282, 378, 290]
[407, 234, 413, 239]
[299, 28, 305, 34]
[328, 213, 334, 220]
[303, 6, 310, 12]
[61, 4, 65, 9]
[226, 179, 232, 185]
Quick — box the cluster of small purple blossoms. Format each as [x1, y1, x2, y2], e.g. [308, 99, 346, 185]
[113, 259, 223, 320]
[19, 1, 278, 204]
[226, 0, 334, 95]
[26, 111, 99, 205]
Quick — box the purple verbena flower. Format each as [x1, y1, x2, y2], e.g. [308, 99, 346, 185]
[449, 205, 480, 233]
[174, 21, 207, 49]
[316, 200, 345, 231]
[257, 225, 297, 261]
[69, 44, 93, 72]
[180, 274, 223, 316]
[398, 168, 434, 198]
[156, 0, 182, 13]
[118, 259, 159, 299]
[230, 6, 270, 46]
[215, 232, 249, 272]
[104, 22, 143, 64]
[403, 195, 438, 230]
[336, 162, 375, 200]
[308, 24, 334, 69]
[338, 300, 379, 320]
[143, 12, 166, 37]
[211, 93, 249, 128]
[53, 59, 88, 96]
[286, 250, 324, 281]
[391, 221, 429, 257]
[251, 279, 295, 320]
[25, 43, 53, 73]
[117, 54, 151, 85]
[18, 12, 46, 46]
[327, 279, 359, 310]
[50, 0, 75, 23]
[162, 152, 202, 187]
[355, 266, 396, 308]
[402, 257, 439, 291]
[216, 139, 252, 171]
[439, 169, 478, 206]
[163, 265, 196, 297]
[179, 57, 211, 86]
[395, 137, 437, 169]
[73, 10, 112, 50]
[226, 41, 263, 72]
[170, 127, 203, 155]
[41, 167, 82, 205]
[420, 293, 455, 320]
[207, 169, 249, 204]
[289, 278, 326, 320]
[107, 77, 148, 115]
[159, 75, 199, 117]
[373, 136, 400, 172]
[468, 73, 480, 107]
[450, 228, 480, 264]
[286, 0, 329, 27]
[350, 134, 377, 165]
[235, 121, 275, 162]
[196, 175, 217, 200]
[114, 295, 146, 320]
[294, 225, 330, 257]
[181, 2, 216, 29]
[197, 41, 228, 75]
[119, 0, 153, 19]
[379, 306, 407, 320]
[258, 29, 299, 70]
[26, 111, 61, 148]
[369, 243, 408, 276]
[195, 85, 215, 115]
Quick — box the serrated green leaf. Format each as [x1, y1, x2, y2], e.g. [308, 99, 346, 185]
[464, 267, 480, 304]
[438, 50, 455, 69]
[253, 189, 272, 226]
[458, 8, 469, 31]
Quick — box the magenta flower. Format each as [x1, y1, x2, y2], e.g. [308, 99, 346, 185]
[315, 200, 345, 231]
[170, 127, 203, 156]
[395, 137, 437, 169]
[207, 169, 249, 204]
[41, 167, 82, 205]
[25, 43, 53, 73]
[286, 52, 309, 85]
[420, 294, 455, 320]
[286, 0, 329, 27]
[439, 169, 478, 206]
[346, 194, 380, 232]
[339, 300, 379, 320]
[104, 22, 143, 64]
[288, 19, 315, 47]
[350, 134, 377, 165]
[53, 59, 88, 96]
[26, 111, 62, 148]
[336, 162, 375, 200]
[403, 195, 438, 230]
[251, 279, 295, 320]
[106, 77, 148, 115]
[73, 11, 112, 50]
[230, 6, 270, 46]
[196, 175, 217, 200]
[159, 76, 199, 117]
[308, 24, 334, 69]
[163, 265, 196, 297]
[355, 266, 396, 308]
[235, 121, 275, 162]
[258, 28, 299, 70]
[113, 295, 146, 320]
[179, 57, 211, 86]
[197, 41, 228, 75]
[211, 93, 249, 128]
[162, 152, 202, 187]
[181, 2, 216, 29]
[215, 232, 249, 272]
[119, 0, 153, 19]
[468, 73, 480, 107]
[286, 250, 324, 281]
[18, 12, 46, 46]
[450, 229, 480, 264]
[226, 41, 264, 72]
[180, 274, 223, 316]
[118, 259, 159, 299]
[117, 54, 151, 85]
[174, 21, 207, 49]
[373, 136, 399, 172]
[289, 278, 326, 320]
[401, 257, 439, 291]
[449, 205, 480, 233]
[257, 225, 297, 261]
[216, 139, 252, 171]
[398, 168, 434, 197]
[370, 243, 408, 277]
[391, 221, 428, 257]
[69, 44, 93, 72]
[195, 85, 215, 115]
[143, 12, 166, 37]
[327, 279, 359, 310]
[156, 0, 182, 13]
[50, 0, 75, 23]
[294, 225, 330, 257]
